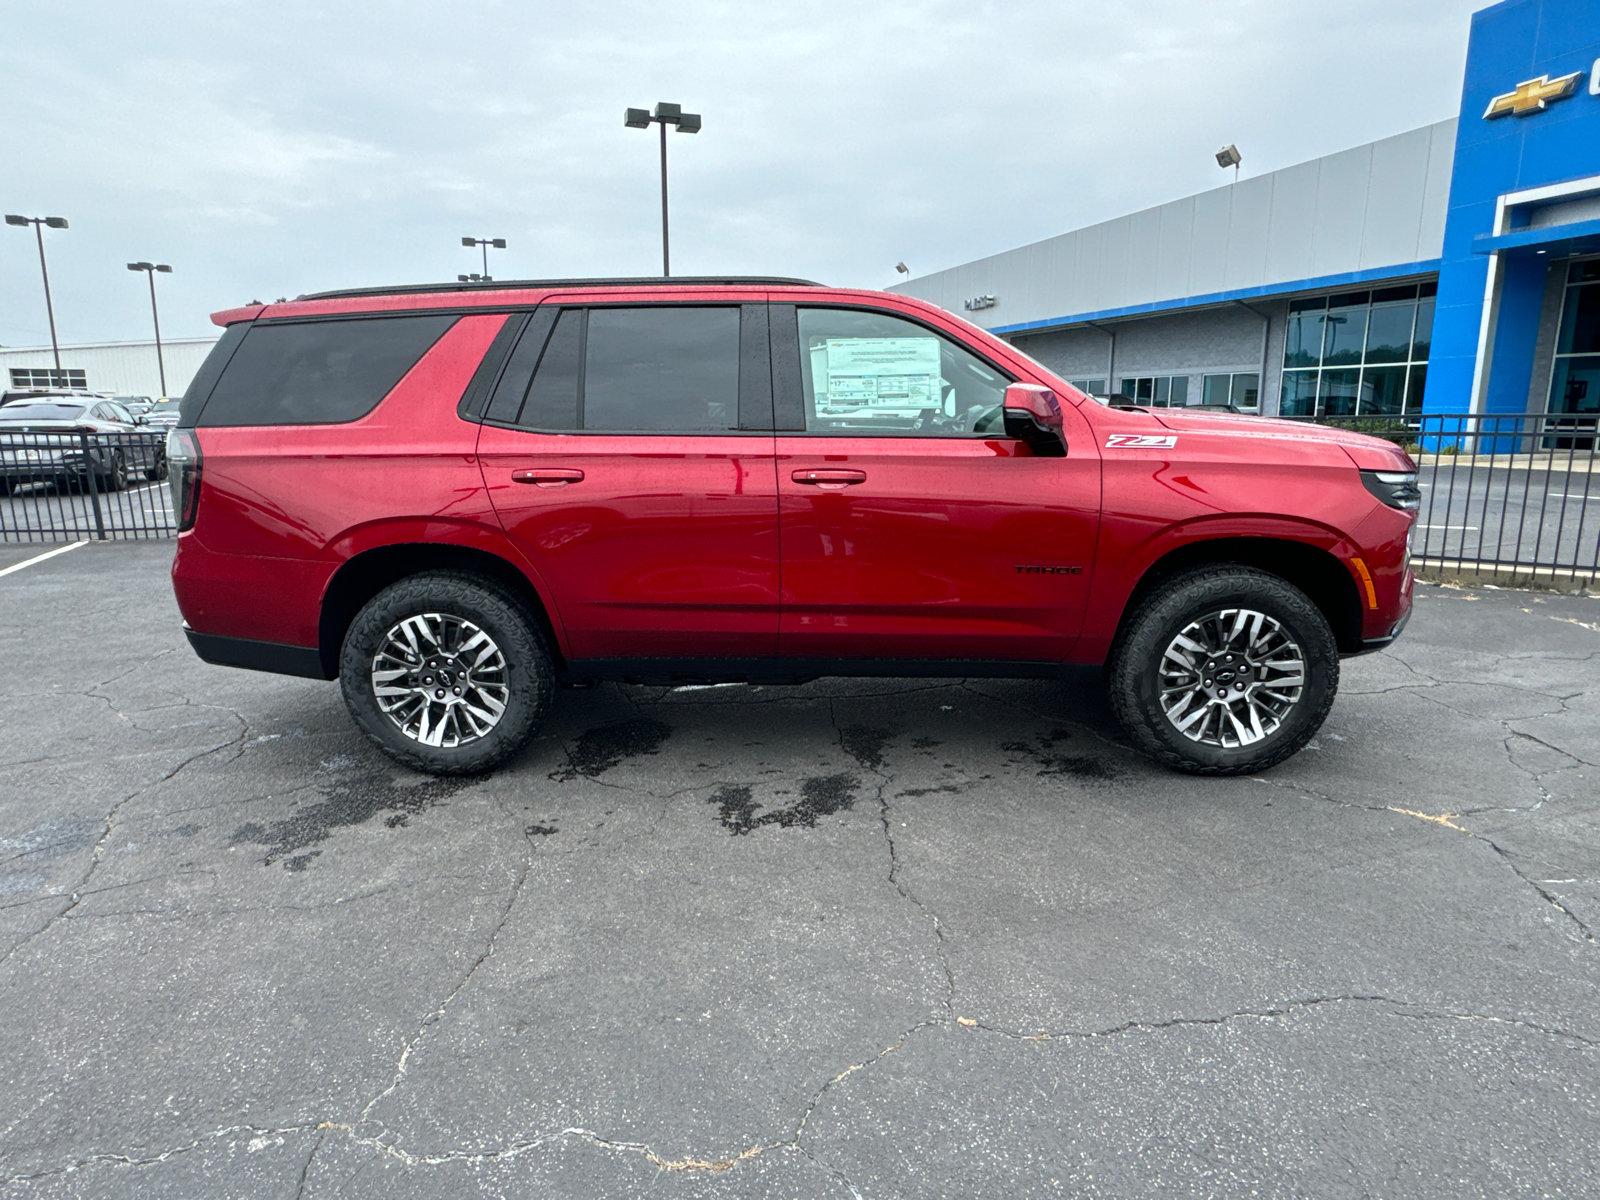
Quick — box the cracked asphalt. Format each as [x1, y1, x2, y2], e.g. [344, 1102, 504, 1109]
[1, 541, 1597, 1199]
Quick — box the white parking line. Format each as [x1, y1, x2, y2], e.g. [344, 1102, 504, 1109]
[0, 540, 89, 578]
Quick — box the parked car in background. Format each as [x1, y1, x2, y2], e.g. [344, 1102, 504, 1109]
[0, 397, 167, 494]
[142, 398, 183, 429]
[170, 276, 1418, 779]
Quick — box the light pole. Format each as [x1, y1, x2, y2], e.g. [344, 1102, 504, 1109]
[127, 262, 173, 395]
[624, 102, 701, 277]
[461, 236, 506, 280]
[5, 214, 69, 375]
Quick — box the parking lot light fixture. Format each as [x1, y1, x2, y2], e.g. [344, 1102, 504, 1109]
[462, 236, 507, 279]
[1216, 143, 1242, 181]
[624, 101, 702, 277]
[6, 214, 69, 372]
[127, 261, 173, 395]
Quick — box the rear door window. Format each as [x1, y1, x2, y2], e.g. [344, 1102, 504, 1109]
[489, 306, 746, 433]
[584, 307, 739, 432]
[197, 315, 457, 426]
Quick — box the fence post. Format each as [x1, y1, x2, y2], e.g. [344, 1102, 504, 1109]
[82, 431, 107, 541]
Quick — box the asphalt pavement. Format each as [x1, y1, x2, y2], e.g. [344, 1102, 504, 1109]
[1, 543, 1597, 1199]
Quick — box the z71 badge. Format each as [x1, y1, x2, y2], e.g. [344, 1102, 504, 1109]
[1105, 433, 1178, 449]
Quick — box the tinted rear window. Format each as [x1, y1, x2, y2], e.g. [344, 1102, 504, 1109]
[584, 307, 739, 431]
[197, 316, 457, 427]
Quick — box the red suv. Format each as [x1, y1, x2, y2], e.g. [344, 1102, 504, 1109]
[169, 277, 1418, 776]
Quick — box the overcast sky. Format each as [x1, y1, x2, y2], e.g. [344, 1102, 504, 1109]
[1, 0, 1483, 346]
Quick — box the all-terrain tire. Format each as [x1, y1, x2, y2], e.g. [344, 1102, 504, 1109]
[340, 571, 555, 775]
[1108, 565, 1339, 776]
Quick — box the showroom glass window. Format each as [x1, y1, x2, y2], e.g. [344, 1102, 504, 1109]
[1117, 375, 1189, 407]
[1279, 282, 1434, 417]
[795, 308, 1009, 436]
[1548, 258, 1600, 418]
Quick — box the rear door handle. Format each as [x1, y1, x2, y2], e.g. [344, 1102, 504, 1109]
[512, 467, 584, 487]
[791, 468, 866, 489]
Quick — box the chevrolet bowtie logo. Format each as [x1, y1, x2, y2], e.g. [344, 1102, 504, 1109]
[1483, 71, 1583, 119]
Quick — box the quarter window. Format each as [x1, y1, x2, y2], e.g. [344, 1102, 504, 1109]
[198, 316, 457, 426]
[795, 308, 1010, 437]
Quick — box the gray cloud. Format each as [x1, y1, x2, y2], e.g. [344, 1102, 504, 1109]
[1, 0, 1478, 344]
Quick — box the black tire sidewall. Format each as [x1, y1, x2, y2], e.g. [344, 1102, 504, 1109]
[1112, 568, 1339, 775]
[339, 572, 553, 775]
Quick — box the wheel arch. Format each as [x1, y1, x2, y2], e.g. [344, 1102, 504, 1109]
[317, 543, 562, 679]
[1112, 537, 1365, 659]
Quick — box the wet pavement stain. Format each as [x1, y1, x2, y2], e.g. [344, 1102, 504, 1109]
[549, 718, 672, 781]
[0, 816, 101, 862]
[231, 775, 475, 868]
[839, 726, 892, 770]
[896, 784, 965, 797]
[708, 774, 861, 835]
[1003, 729, 1117, 782]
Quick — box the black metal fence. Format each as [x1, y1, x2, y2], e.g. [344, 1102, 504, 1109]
[1, 431, 174, 542]
[1300, 410, 1599, 585]
[3, 417, 1596, 586]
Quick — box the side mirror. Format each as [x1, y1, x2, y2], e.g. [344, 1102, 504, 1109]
[1002, 383, 1067, 457]
[135, 414, 150, 425]
[1003, 383, 1063, 428]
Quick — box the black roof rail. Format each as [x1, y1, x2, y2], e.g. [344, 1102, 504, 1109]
[297, 276, 826, 301]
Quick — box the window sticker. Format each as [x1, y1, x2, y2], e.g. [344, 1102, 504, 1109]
[812, 336, 943, 414]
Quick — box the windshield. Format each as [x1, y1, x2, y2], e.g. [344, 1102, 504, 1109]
[149, 399, 181, 412]
[0, 402, 87, 421]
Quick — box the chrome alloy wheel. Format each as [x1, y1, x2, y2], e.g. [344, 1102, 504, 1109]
[370, 613, 510, 749]
[1157, 608, 1307, 748]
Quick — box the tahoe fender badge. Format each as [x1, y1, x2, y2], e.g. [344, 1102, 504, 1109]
[1106, 433, 1178, 449]
[1016, 565, 1083, 575]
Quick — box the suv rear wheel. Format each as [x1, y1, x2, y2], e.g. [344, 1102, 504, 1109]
[339, 572, 554, 775]
[1109, 566, 1339, 776]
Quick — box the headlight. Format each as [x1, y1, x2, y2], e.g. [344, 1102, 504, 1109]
[1361, 470, 1420, 511]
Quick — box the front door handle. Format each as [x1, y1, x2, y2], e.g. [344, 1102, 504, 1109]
[791, 468, 866, 489]
[512, 467, 584, 487]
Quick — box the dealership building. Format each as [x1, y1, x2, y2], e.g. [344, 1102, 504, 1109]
[892, 0, 1600, 424]
[0, 337, 216, 401]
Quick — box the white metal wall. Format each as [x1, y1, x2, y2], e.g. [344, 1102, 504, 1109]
[0, 338, 218, 398]
[891, 119, 1457, 334]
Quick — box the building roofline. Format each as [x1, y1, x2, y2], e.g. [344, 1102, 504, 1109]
[991, 259, 1442, 335]
[0, 337, 218, 353]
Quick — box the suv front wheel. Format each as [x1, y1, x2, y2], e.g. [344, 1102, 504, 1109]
[340, 572, 555, 775]
[1109, 566, 1339, 776]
